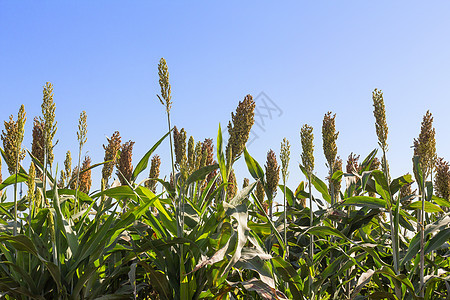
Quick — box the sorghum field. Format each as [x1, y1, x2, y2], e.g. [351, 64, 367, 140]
[1, 58, 450, 300]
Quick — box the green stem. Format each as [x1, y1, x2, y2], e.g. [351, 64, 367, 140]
[308, 174, 314, 297]
[75, 144, 82, 212]
[283, 176, 288, 260]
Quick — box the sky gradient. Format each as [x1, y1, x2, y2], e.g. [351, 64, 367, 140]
[1, 1, 450, 205]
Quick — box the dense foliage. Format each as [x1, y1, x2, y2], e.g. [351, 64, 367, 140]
[1, 59, 450, 299]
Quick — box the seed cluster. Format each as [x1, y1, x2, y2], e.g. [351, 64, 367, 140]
[1, 105, 26, 175]
[41, 82, 57, 166]
[102, 131, 122, 183]
[413, 110, 436, 180]
[434, 157, 450, 200]
[226, 95, 256, 162]
[300, 124, 314, 177]
[117, 141, 135, 186]
[265, 149, 280, 199]
[146, 154, 161, 193]
[322, 112, 338, 168]
[372, 88, 388, 152]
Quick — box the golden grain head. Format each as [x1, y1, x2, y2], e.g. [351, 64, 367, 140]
[41, 82, 57, 165]
[102, 131, 122, 182]
[329, 156, 343, 201]
[77, 111, 88, 147]
[280, 137, 290, 181]
[1, 111, 26, 175]
[256, 180, 265, 204]
[372, 88, 388, 151]
[226, 169, 237, 200]
[415, 110, 436, 180]
[202, 138, 214, 166]
[187, 136, 195, 171]
[117, 140, 135, 186]
[173, 127, 187, 169]
[434, 158, 450, 200]
[226, 94, 256, 162]
[300, 124, 314, 176]
[79, 156, 92, 194]
[194, 141, 202, 170]
[157, 58, 172, 113]
[265, 149, 280, 198]
[31, 117, 45, 176]
[322, 111, 338, 167]
[146, 154, 161, 193]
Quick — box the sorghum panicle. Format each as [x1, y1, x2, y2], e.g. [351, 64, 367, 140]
[372, 88, 388, 152]
[322, 112, 338, 168]
[280, 138, 290, 181]
[157, 58, 172, 113]
[330, 156, 343, 201]
[256, 180, 266, 212]
[227, 169, 237, 200]
[265, 149, 280, 198]
[1, 107, 26, 175]
[41, 82, 57, 166]
[226, 95, 256, 162]
[413, 110, 437, 180]
[146, 154, 161, 193]
[346, 153, 360, 174]
[434, 158, 450, 200]
[117, 141, 135, 186]
[79, 156, 92, 194]
[173, 126, 187, 170]
[300, 124, 314, 177]
[77, 111, 88, 148]
[102, 131, 122, 182]
[31, 117, 45, 177]
[187, 136, 195, 172]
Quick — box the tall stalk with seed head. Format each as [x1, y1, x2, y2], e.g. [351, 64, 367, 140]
[265, 149, 279, 219]
[226, 95, 256, 164]
[157, 58, 175, 181]
[102, 131, 122, 187]
[301, 124, 314, 294]
[322, 112, 338, 206]
[413, 110, 436, 296]
[372, 89, 401, 297]
[75, 111, 87, 211]
[41, 82, 57, 207]
[280, 138, 290, 259]
[1, 105, 26, 235]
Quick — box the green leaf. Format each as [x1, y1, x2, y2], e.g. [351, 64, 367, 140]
[299, 164, 331, 204]
[0, 173, 28, 191]
[244, 147, 264, 182]
[390, 174, 413, 195]
[305, 225, 351, 243]
[432, 195, 450, 208]
[184, 164, 218, 187]
[406, 201, 443, 213]
[341, 196, 387, 209]
[217, 124, 227, 184]
[425, 227, 450, 254]
[132, 130, 170, 181]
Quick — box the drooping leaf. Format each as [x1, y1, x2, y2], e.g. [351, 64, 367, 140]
[132, 130, 170, 181]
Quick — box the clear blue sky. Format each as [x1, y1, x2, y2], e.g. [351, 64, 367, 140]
[1, 1, 450, 204]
